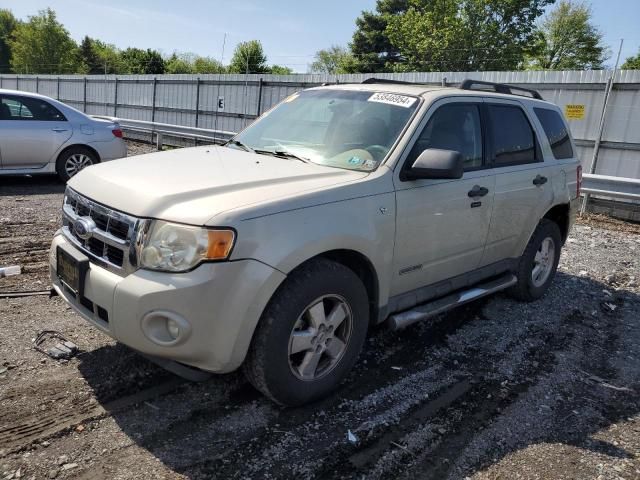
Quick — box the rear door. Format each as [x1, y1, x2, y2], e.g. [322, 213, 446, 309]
[392, 97, 495, 298]
[0, 94, 72, 169]
[480, 99, 554, 266]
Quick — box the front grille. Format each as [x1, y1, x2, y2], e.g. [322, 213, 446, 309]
[62, 188, 143, 275]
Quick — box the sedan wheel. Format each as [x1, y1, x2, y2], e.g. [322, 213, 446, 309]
[531, 237, 556, 288]
[65, 153, 94, 178]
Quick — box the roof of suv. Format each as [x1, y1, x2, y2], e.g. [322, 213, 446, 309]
[315, 81, 552, 106]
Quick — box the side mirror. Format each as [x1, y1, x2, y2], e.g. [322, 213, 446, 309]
[404, 148, 463, 180]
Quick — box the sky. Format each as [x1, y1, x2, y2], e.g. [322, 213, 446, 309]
[5, 0, 640, 72]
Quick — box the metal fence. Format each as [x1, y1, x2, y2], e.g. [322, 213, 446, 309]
[2, 70, 640, 181]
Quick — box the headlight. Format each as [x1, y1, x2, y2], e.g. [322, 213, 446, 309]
[140, 221, 235, 272]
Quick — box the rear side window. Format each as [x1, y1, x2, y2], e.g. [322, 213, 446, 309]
[534, 107, 574, 159]
[487, 105, 536, 166]
[0, 96, 66, 121]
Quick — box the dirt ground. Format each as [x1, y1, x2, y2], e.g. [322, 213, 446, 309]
[1, 143, 639, 479]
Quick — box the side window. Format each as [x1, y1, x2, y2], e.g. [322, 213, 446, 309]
[0, 96, 66, 121]
[534, 107, 574, 159]
[487, 105, 536, 166]
[407, 103, 483, 170]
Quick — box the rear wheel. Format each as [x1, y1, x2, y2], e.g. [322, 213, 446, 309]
[56, 147, 98, 182]
[509, 219, 562, 301]
[243, 258, 369, 406]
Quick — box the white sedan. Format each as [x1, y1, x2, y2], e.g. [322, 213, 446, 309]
[0, 89, 127, 182]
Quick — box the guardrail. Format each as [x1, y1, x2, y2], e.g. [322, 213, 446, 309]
[93, 116, 236, 149]
[582, 174, 640, 201]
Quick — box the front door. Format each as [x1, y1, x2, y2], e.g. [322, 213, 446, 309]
[0, 94, 72, 169]
[392, 98, 495, 298]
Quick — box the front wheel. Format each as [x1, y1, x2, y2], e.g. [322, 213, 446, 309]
[243, 259, 369, 406]
[509, 219, 562, 302]
[56, 147, 98, 182]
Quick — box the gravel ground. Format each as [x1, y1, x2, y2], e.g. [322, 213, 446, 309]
[1, 145, 639, 479]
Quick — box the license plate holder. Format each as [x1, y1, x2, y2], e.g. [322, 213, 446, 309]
[57, 246, 89, 297]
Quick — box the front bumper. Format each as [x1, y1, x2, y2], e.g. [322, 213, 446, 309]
[50, 232, 285, 372]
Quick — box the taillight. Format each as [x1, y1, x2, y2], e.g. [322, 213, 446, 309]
[112, 128, 123, 138]
[576, 165, 582, 197]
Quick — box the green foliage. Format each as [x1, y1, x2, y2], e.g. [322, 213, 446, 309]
[78, 36, 103, 74]
[269, 64, 293, 75]
[350, 0, 553, 72]
[120, 47, 165, 74]
[310, 46, 355, 74]
[165, 53, 194, 74]
[93, 40, 125, 74]
[526, 0, 608, 70]
[622, 51, 640, 70]
[228, 40, 269, 74]
[9, 8, 79, 74]
[0, 9, 19, 73]
[193, 56, 225, 73]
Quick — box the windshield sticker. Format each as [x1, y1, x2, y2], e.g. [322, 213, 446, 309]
[368, 92, 417, 108]
[348, 156, 363, 165]
[362, 159, 378, 170]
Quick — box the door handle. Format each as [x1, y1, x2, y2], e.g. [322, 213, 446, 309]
[52, 128, 68, 132]
[533, 175, 548, 186]
[468, 185, 489, 198]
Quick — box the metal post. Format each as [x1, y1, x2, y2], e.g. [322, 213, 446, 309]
[16, 75, 19, 91]
[581, 39, 624, 214]
[35, 76, 39, 93]
[83, 77, 87, 112]
[151, 77, 158, 123]
[195, 77, 201, 128]
[114, 77, 118, 117]
[256, 77, 264, 116]
[156, 132, 163, 151]
[0, 76, 3, 88]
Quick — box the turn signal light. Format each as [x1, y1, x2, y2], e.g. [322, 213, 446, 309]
[207, 230, 235, 260]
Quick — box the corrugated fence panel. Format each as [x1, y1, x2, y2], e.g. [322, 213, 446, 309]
[2, 70, 640, 180]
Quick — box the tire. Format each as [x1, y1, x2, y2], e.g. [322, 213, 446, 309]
[508, 218, 562, 302]
[56, 146, 98, 182]
[243, 258, 369, 406]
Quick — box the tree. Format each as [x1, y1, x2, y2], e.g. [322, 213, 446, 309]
[9, 8, 79, 74]
[269, 64, 293, 75]
[228, 40, 269, 74]
[527, 0, 608, 70]
[193, 56, 225, 73]
[310, 46, 355, 74]
[350, 0, 553, 72]
[79, 36, 102, 74]
[165, 52, 194, 74]
[350, 0, 409, 73]
[120, 47, 165, 74]
[622, 51, 640, 70]
[0, 9, 19, 73]
[93, 40, 124, 74]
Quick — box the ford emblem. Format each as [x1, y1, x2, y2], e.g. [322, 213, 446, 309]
[73, 217, 96, 240]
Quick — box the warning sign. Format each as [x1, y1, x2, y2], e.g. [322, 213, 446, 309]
[565, 104, 585, 120]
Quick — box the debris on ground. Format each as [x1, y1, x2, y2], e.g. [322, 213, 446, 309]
[33, 331, 79, 360]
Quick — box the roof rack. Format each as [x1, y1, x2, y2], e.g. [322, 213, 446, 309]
[459, 79, 543, 100]
[361, 78, 415, 85]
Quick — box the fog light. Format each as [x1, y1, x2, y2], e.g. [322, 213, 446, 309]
[141, 310, 191, 346]
[167, 318, 180, 339]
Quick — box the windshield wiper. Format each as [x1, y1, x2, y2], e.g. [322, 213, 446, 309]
[225, 139, 255, 153]
[254, 147, 310, 164]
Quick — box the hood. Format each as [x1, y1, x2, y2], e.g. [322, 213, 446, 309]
[69, 146, 367, 225]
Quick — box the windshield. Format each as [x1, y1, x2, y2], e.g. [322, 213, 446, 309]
[231, 89, 420, 171]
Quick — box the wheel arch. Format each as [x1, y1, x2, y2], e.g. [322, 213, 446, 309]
[543, 203, 570, 244]
[55, 144, 101, 165]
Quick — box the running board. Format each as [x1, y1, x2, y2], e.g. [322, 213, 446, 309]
[387, 273, 517, 331]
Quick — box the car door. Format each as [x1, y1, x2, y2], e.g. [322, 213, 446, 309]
[391, 97, 495, 300]
[0, 94, 72, 169]
[480, 99, 554, 266]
